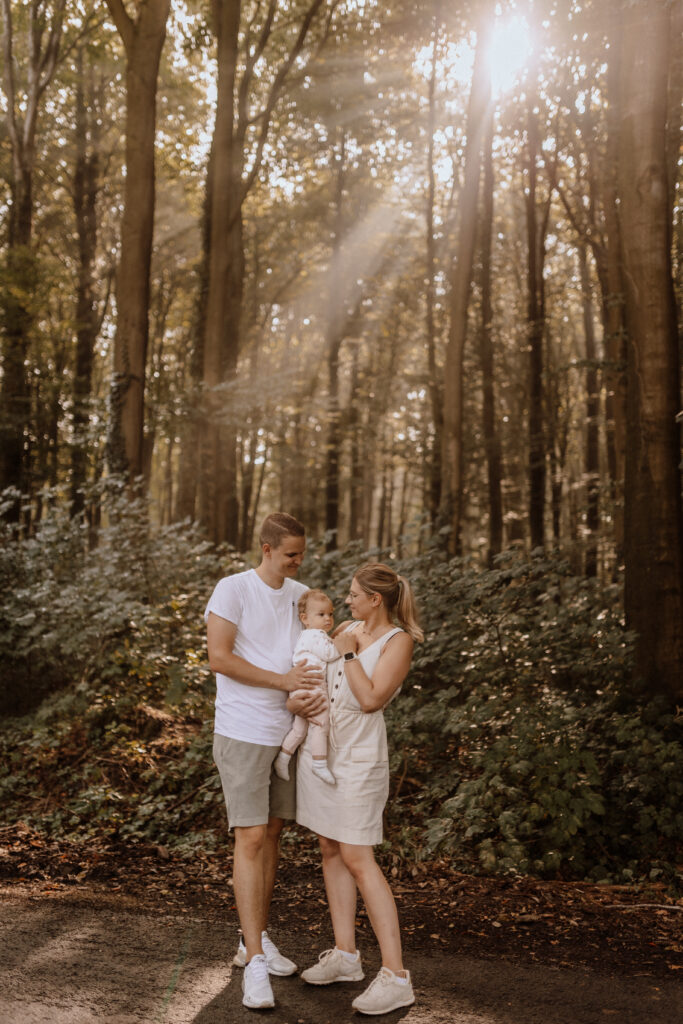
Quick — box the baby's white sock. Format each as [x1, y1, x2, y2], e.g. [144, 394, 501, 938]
[274, 751, 291, 781]
[312, 759, 336, 786]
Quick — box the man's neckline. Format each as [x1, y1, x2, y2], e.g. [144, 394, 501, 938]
[253, 566, 287, 591]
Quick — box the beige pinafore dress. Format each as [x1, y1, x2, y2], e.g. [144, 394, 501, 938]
[295, 623, 403, 846]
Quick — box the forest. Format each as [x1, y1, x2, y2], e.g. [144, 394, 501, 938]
[0, 0, 682, 888]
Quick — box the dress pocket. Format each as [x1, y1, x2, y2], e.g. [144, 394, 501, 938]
[350, 745, 384, 764]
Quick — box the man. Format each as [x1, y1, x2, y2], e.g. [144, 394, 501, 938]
[205, 512, 324, 1009]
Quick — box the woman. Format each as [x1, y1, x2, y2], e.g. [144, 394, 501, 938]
[294, 562, 423, 1016]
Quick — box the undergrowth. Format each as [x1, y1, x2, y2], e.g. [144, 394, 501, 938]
[1, 505, 681, 886]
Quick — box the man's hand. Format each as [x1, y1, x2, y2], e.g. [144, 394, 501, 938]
[280, 661, 325, 692]
[287, 688, 327, 719]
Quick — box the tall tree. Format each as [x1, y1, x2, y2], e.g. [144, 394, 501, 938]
[424, 1, 443, 525]
[70, 43, 108, 516]
[578, 242, 600, 577]
[439, 7, 492, 554]
[618, 0, 683, 701]
[478, 106, 503, 563]
[103, 0, 171, 484]
[0, 0, 66, 519]
[523, 63, 552, 552]
[198, 0, 328, 545]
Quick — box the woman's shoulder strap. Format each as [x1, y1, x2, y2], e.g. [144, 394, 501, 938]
[379, 626, 404, 649]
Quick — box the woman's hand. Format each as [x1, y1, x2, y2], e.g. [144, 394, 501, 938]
[345, 632, 414, 713]
[333, 630, 359, 657]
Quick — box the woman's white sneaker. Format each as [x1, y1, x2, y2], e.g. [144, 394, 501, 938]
[301, 947, 364, 985]
[242, 954, 274, 1009]
[351, 967, 415, 1015]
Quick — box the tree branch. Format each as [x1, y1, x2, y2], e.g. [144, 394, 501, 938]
[240, 0, 327, 203]
[104, 0, 135, 53]
[0, 0, 20, 158]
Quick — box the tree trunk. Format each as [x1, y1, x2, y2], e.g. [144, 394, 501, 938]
[524, 78, 550, 552]
[104, 0, 171, 484]
[198, 0, 242, 545]
[602, 0, 628, 557]
[71, 49, 102, 516]
[439, 10, 492, 554]
[618, 0, 683, 702]
[348, 342, 366, 542]
[0, 0, 66, 519]
[198, 0, 325, 545]
[324, 132, 347, 551]
[425, 5, 443, 525]
[478, 106, 503, 564]
[578, 244, 600, 577]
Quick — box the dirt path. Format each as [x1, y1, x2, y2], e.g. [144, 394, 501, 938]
[1, 885, 680, 1024]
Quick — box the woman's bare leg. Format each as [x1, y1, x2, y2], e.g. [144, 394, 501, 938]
[339, 842, 404, 973]
[318, 835, 358, 952]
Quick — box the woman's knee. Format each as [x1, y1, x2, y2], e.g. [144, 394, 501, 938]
[339, 844, 377, 883]
[319, 835, 341, 861]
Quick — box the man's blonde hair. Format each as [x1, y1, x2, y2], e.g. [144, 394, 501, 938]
[259, 512, 305, 549]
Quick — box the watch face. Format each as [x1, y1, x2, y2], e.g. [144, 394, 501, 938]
[344, 651, 355, 660]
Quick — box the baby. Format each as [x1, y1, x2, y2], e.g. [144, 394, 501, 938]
[274, 589, 339, 786]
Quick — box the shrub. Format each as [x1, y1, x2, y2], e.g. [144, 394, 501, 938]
[0, 486, 237, 715]
[2, 522, 680, 883]
[381, 549, 681, 881]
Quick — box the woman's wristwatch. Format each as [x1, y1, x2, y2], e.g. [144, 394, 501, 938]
[343, 651, 358, 662]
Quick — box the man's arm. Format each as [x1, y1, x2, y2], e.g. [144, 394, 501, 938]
[207, 613, 322, 693]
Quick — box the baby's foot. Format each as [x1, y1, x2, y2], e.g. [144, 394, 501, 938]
[274, 752, 291, 781]
[312, 760, 336, 786]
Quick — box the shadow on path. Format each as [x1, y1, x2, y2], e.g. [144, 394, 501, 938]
[0, 890, 679, 1024]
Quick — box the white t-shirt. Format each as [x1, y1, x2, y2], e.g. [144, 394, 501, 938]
[204, 568, 308, 745]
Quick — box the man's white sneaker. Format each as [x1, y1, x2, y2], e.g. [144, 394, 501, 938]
[233, 932, 297, 976]
[352, 967, 415, 1015]
[301, 947, 364, 985]
[242, 954, 274, 1009]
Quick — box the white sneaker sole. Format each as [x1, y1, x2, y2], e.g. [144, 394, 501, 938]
[353, 992, 415, 1014]
[242, 994, 275, 1009]
[301, 969, 365, 986]
[234, 949, 297, 977]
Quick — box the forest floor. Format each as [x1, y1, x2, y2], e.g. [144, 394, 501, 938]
[0, 826, 682, 1024]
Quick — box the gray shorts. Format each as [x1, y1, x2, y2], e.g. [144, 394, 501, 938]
[213, 733, 296, 829]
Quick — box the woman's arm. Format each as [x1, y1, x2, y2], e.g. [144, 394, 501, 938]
[337, 631, 414, 712]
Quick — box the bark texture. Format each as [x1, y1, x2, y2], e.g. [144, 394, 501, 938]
[440, 11, 492, 554]
[618, 0, 683, 701]
[104, 0, 171, 483]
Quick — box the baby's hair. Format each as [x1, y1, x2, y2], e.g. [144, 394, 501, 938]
[298, 588, 332, 617]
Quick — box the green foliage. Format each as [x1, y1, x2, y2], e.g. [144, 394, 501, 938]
[0, 490, 244, 852]
[1, 529, 680, 884]
[0, 485, 235, 715]
[381, 549, 682, 883]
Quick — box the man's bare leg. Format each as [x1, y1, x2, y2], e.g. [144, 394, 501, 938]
[233, 824, 268, 960]
[233, 818, 285, 960]
[262, 817, 284, 929]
